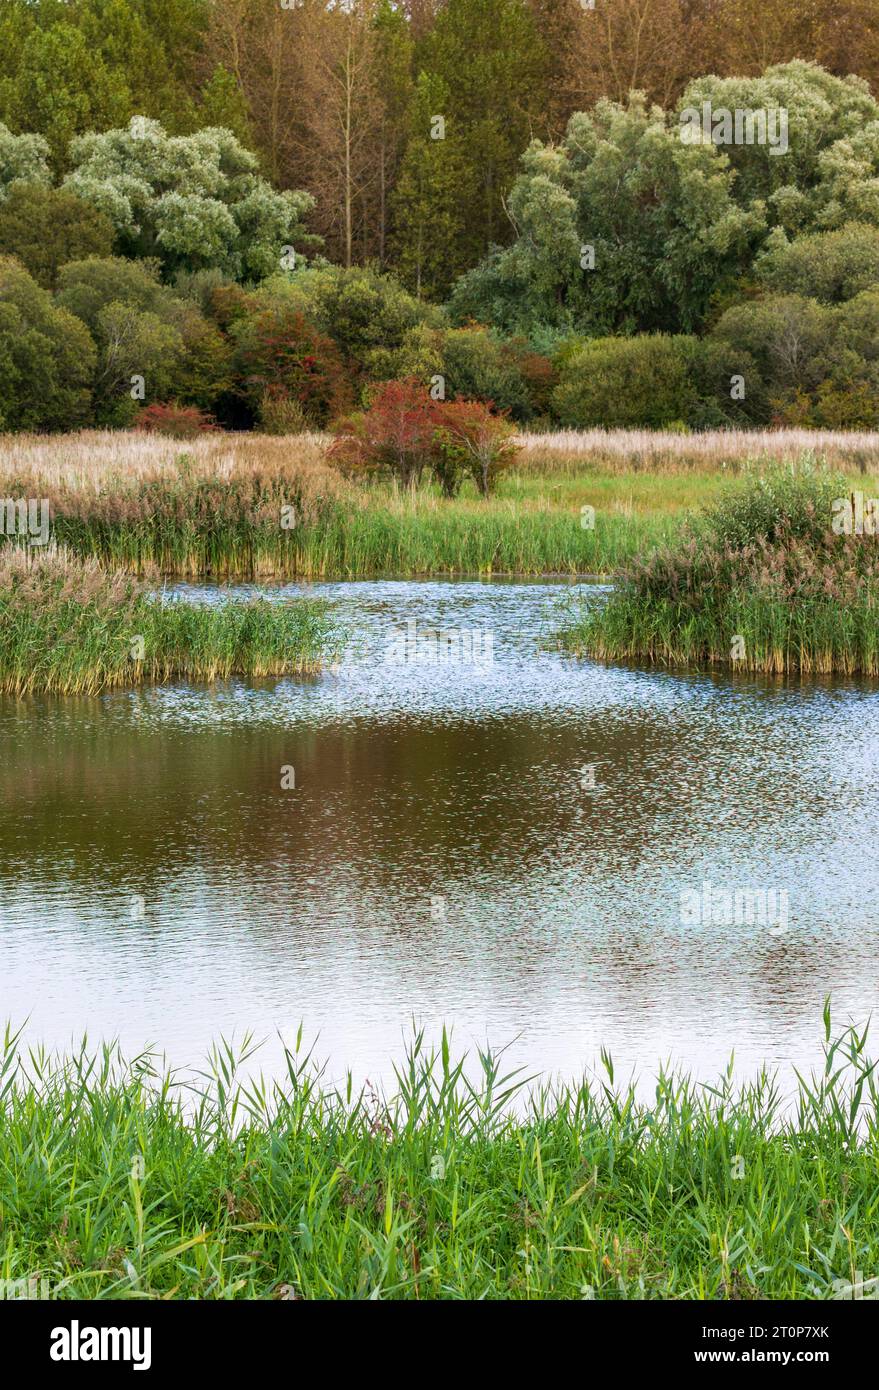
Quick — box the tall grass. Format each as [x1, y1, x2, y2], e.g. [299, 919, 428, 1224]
[519, 427, 879, 475]
[0, 547, 338, 695]
[0, 431, 681, 577]
[1, 1008, 877, 1300]
[4, 432, 879, 579]
[562, 465, 879, 674]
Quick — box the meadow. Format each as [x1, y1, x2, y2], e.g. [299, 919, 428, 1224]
[1, 1008, 877, 1301]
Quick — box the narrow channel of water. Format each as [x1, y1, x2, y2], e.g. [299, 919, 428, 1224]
[1, 578, 877, 1096]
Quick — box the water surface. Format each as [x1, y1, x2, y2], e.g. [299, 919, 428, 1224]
[2, 579, 878, 1096]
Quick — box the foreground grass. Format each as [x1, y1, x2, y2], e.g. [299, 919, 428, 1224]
[0, 548, 337, 695]
[1, 1009, 877, 1300]
[562, 466, 879, 674]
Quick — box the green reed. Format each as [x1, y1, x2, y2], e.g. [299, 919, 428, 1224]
[561, 466, 879, 674]
[0, 1005, 877, 1300]
[0, 548, 338, 695]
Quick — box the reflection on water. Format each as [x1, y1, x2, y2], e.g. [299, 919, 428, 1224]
[1, 578, 878, 1096]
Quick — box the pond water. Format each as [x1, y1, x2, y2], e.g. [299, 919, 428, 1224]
[1, 578, 878, 1098]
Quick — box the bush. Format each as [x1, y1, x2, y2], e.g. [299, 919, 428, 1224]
[551, 335, 703, 428]
[256, 388, 311, 436]
[710, 291, 879, 427]
[329, 380, 519, 496]
[0, 184, 114, 289]
[135, 403, 219, 438]
[432, 401, 519, 497]
[256, 263, 439, 373]
[231, 304, 351, 427]
[329, 378, 439, 488]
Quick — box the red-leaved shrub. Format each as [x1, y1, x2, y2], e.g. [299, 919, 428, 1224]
[329, 378, 442, 488]
[329, 379, 520, 495]
[135, 402, 219, 438]
[431, 399, 519, 495]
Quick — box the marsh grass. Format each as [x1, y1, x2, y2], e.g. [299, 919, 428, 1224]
[519, 428, 879, 475]
[562, 466, 879, 674]
[0, 432, 681, 577]
[4, 432, 879, 579]
[0, 547, 337, 695]
[1, 1007, 877, 1300]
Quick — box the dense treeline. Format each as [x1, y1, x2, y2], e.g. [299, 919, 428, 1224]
[1, 3, 879, 435]
[2, 0, 878, 288]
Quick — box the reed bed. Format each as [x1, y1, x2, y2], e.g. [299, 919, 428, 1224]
[518, 427, 879, 476]
[562, 466, 879, 674]
[1, 1007, 877, 1300]
[4, 431, 879, 580]
[0, 547, 338, 694]
[0, 431, 678, 577]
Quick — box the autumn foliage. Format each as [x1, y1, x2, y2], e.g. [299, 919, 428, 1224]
[232, 304, 352, 427]
[135, 403, 219, 438]
[329, 378, 519, 495]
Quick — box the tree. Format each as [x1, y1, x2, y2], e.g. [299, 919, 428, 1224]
[295, 0, 384, 268]
[560, 0, 702, 112]
[253, 263, 438, 376]
[0, 255, 96, 431]
[418, 0, 550, 268]
[679, 61, 879, 222]
[391, 72, 473, 299]
[0, 123, 51, 200]
[449, 93, 764, 337]
[370, 0, 414, 267]
[0, 185, 115, 288]
[56, 256, 229, 422]
[4, 23, 131, 169]
[231, 302, 351, 425]
[62, 117, 316, 280]
[756, 223, 879, 303]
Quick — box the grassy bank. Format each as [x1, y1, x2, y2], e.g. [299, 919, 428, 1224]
[1, 1010, 878, 1300]
[562, 467, 879, 674]
[0, 547, 337, 695]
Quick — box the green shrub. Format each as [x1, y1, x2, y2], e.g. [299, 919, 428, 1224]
[756, 223, 879, 304]
[551, 334, 703, 428]
[255, 263, 439, 373]
[0, 184, 114, 289]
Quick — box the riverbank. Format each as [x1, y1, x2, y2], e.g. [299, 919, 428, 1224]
[1, 1011, 877, 1300]
[0, 548, 337, 695]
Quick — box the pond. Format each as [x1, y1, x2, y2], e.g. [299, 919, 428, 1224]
[1, 578, 878, 1096]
